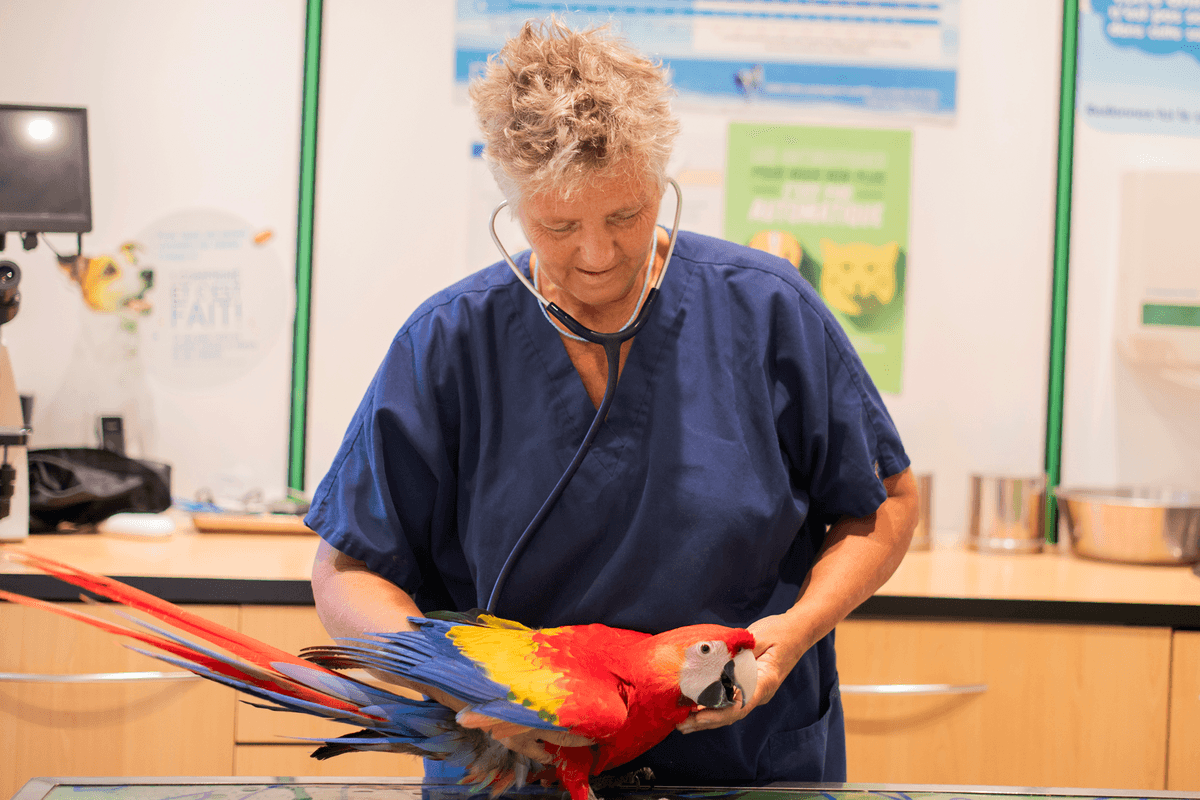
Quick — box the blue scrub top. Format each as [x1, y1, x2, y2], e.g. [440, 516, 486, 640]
[306, 230, 909, 783]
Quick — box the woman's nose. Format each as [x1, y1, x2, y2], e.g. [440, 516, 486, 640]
[578, 225, 615, 268]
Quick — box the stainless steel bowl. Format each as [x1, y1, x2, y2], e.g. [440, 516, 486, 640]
[1055, 487, 1200, 565]
[969, 474, 1046, 553]
[908, 473, 933, 551]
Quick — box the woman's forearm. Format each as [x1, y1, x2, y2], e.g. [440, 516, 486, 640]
[311, 539, 468, 705]
[311, 539, 424, 641]
[783, 467, 919, 652]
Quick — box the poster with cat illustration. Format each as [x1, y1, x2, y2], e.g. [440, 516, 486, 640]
[725, 123, 911, 393]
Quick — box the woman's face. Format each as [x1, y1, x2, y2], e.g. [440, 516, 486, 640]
[518, 171, 663, 326]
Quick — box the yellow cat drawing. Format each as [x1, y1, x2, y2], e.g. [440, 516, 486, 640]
[818, 239, 899, 317]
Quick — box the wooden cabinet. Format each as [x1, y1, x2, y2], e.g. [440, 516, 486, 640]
[0, 603, 238, 800]
[9, 592, 1187, 791]
[235, 605, 423, 778]
[836, 618, 1172, 790]
[0, 601, 422, 799]
[1168, 630, 1200, 791]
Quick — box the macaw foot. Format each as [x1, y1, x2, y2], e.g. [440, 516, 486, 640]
[556, 783, 597, 800]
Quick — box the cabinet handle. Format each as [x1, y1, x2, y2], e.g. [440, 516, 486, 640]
[841, 682, 988, 695]
[0, 670, 198, 684]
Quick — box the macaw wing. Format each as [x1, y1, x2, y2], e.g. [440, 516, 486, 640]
[304, 617, 571, 735]
[305, 613, 635, 742]
[436, 617, 634, 741]
[454, 683, 627, 746]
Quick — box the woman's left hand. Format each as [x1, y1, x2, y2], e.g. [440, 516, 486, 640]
[676, 469, 919, 735]
[675, 612, 809, 734]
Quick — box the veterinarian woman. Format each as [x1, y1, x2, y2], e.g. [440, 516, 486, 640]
[306, 17, 918, 785]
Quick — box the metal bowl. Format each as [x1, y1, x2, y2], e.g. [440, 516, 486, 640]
[1055, 487, 1200, 565]
[908, 473, 933, 551]
[969, 474, 1046, 554]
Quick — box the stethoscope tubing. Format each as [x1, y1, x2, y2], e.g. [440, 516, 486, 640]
[484, 179, 683, 613]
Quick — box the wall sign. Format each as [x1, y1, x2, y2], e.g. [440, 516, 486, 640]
[139, 209, 291, 390]
[1079, 0, 1200, 138]
[724, 123, 912, 393]
[455, 0, 960, 116]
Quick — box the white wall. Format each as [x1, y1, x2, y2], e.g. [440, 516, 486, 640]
[866, 1, 1062, 536]
[0, 0, 304, 503]
[306, 2, 474, 498]
[1062, 112, 1200, 488]
[11, 2, 1185, 537]
[308, 2, 1065, 540]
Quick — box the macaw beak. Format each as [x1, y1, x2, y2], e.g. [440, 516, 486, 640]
[696, 648, 757, 709]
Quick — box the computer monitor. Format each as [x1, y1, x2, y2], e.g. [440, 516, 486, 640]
[0, 104, 92, 233]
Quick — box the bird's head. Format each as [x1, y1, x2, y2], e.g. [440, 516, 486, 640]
[653, 625, 757, 710]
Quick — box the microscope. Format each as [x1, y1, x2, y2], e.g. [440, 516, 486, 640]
[0, 103, 93, 540]
[0, 260, 31, 539]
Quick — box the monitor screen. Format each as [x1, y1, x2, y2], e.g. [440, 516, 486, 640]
[0, 104, 92, 233]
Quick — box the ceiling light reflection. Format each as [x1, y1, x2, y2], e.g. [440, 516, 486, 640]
[27, 118, 54, 141]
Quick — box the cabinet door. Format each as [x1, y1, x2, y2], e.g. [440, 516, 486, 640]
[236, 605, 423, 777]
[837, 618, 1171, 790]
[235, 744, 422, 777]
[1168, 630, 1200, 791]
[0, 603, 238, 800]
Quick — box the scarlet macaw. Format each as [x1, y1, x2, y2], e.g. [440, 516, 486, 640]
[0, 552, 757, 800]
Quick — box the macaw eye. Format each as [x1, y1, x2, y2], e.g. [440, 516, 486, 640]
[699, 644, 711, 655]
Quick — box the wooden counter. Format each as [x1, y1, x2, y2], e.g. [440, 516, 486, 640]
[858, 545, 1200, 627]
[0, 517, 319, 604]
[2, 521, 1199, 625]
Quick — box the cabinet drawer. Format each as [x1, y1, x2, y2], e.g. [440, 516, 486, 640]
[0, 603, 238, 800]
[837, 618, 1171, 790]
[234, 744, 422, 777]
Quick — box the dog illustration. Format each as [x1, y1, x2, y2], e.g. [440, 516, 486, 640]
[58, 241, 154, 324]
[36, 241, 156, 457]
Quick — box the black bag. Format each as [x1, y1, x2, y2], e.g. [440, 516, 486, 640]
[28, 448, 171, 533]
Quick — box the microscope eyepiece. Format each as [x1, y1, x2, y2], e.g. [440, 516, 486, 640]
[0, 261, 20, 325]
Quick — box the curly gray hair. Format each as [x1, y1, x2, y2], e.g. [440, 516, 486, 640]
[469, 16, 680, 207]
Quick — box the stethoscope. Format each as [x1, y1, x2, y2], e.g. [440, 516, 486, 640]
[484, 178, 683, 613]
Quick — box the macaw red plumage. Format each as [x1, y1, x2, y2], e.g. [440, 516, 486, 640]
[0, 551, 756, 800]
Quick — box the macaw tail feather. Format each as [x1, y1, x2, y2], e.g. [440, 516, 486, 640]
[0, 551, 543, 796]
[4, 551, 308, 671]
[0, 551, 374, 718]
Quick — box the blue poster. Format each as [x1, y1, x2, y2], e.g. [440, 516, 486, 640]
[455, 0, 960, 116]
[1078, 0, 1200, 138]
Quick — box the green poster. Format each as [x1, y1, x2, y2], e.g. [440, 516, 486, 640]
[724, 123, 911, 394]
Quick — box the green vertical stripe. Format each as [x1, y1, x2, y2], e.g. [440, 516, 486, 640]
[1045, 0, 1081, 545]
[289, 0, 323, 494]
